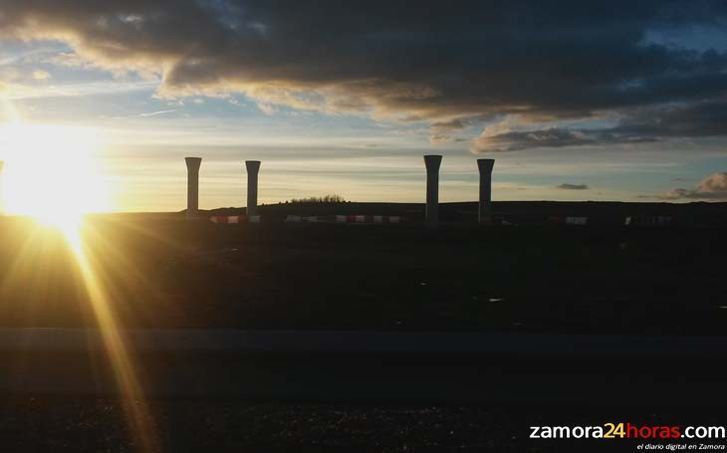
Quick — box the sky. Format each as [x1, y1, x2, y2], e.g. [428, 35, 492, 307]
[1, 0, 727, 212]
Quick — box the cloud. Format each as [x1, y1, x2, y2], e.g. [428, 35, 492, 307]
[31, 70, 51, 80]
[471, 125, 658, 152]
[139, 109, 176, 117]
[557, 183, 590, 190]
[2, 0, 727, 150]
[256, 102, 277, 116]
[471, 99, 727, 152]
[663, 172, 727, 200]
[429, 114, 491, 143]
[473, 128, 600, 152]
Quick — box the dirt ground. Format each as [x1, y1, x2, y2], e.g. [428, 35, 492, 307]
[1, 396, 721, 452]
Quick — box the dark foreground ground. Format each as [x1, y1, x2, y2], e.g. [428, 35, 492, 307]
[0, 201, 726, 333]
[2, 397, 725, 452]
[1, 201, 726, 452]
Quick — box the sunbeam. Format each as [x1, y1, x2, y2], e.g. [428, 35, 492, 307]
[65, 224, 160, 453]
[0, 108, 159, 452]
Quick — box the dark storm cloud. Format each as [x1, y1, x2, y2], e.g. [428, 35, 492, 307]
[557, 184, 589, 190]
[617, 100, 727, 138]
[472, 99, 727, 151]
[471, 127, 657, 152]
[2, 0, 727, 149]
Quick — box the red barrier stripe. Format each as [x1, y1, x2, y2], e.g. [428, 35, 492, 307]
[210, 215, 247, 224]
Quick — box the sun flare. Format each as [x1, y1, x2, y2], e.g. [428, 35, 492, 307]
[1, 120, 157, 450]
[0, 123, 109, 232]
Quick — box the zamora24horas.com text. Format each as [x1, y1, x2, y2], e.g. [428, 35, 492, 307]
[530, 423, 727, 443]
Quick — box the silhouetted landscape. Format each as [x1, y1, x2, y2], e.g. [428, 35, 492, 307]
[2, 201, 725, 334]
[3, 0, 727, 450]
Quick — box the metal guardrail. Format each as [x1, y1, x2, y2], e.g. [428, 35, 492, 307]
[2, 329, 726, 404]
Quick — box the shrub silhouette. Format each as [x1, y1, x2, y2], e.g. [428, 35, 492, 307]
[288, 195, 346, 205]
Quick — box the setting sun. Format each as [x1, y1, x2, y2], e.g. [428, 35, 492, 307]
[0, 123, 109, 231]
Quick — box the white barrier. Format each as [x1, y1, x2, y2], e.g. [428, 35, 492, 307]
[210, 215, 261, 224]
[565, 216, 588, 226]
[209, 214, 405, 225]
[336, 215, 402, 224]
[625, 216, 672, 227]
[210, 215, 244, 224]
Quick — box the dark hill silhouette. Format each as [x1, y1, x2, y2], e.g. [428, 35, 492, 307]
[200, 200, 727, 227]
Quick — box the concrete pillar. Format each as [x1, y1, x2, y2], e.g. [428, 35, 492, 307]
[185, 157, 202, 218]
[0, 161, 4, 214]
[423, 155, 442, 228]
[245, 160, 261, 217]
[477, 158, 495, 225]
